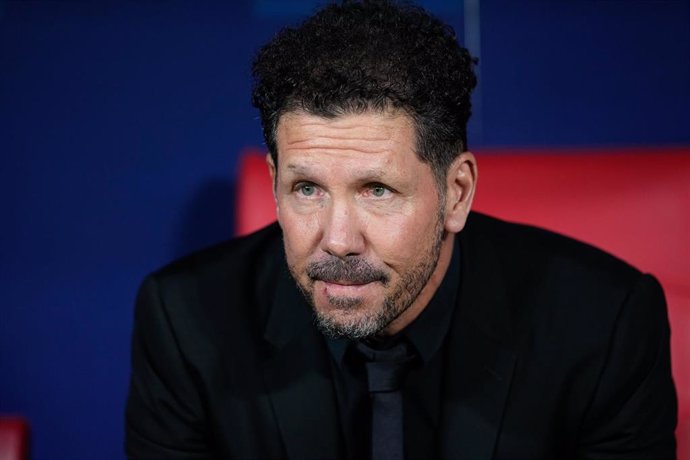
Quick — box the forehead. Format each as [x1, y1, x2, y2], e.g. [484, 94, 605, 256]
[275, 110, 418, 167]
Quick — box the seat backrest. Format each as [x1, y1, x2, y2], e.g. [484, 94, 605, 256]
[236, 147, 690, 456]
[236, 149, 275, 237]
[0, 417, 29, 460]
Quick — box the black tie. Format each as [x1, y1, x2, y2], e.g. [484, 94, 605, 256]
[355, 339, 416, 460]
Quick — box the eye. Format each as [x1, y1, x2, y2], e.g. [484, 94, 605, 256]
[296, 182, 317, 196]
[371, 185, 387, 197]
[365, 183, 392, 198]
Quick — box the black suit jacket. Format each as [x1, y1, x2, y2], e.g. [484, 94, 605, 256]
[125, 212, 677, 459]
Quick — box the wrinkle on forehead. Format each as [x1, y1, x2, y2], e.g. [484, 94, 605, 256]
[286, 162, 388, 179]
[277, 110, 416, 157]
[286, 131, 391, 142]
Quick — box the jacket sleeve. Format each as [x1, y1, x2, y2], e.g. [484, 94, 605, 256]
[578, 274, 678, 459]
[125, 275, 212, 459]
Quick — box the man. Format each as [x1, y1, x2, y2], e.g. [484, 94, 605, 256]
[125, 1, 677, 459]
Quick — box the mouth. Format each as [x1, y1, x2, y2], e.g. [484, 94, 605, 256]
[317, 279, 378, 297]
[321, 279, 370, 286]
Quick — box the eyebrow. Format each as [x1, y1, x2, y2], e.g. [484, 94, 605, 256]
[284, 163, 311, 175]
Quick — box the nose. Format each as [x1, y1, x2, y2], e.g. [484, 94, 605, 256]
[320, 198, 365, 258]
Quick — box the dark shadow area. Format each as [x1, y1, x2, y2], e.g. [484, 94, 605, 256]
[175, 177, 237, 259]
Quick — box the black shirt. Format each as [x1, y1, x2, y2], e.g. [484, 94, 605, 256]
[326, 242, 461, 460]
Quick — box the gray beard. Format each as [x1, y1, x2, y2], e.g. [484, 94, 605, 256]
[291, 211, 446, 340]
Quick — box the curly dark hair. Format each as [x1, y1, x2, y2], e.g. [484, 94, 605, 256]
[251, 0, 477, 185]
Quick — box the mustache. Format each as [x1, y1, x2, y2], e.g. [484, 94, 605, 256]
[307, 257, 389, 285]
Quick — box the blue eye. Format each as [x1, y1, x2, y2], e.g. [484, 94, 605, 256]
[371, 185, 386, 197]
[298, 183, 316, 196]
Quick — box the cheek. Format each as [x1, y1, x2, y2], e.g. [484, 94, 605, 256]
[278, 209, 322, 264]
[366, 213, 434, 266]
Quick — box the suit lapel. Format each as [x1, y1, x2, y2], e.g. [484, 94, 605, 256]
[439, 322, 517, 459]
[440, 217, 519, 459]
[262, 264, 342, 460]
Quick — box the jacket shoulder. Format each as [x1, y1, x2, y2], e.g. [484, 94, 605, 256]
[465, 211, 642, 288]
[153, 222, 283, 282]
[135, 223, 285, 351]
[461, 212, 657, 348]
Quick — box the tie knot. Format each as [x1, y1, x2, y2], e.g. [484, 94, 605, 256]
[354, 339, 416, 393]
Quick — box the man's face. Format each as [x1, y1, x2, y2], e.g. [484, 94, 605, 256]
[270, 110, 455, 340]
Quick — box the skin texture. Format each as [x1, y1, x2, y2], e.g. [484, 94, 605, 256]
[268, 110, 477, 339]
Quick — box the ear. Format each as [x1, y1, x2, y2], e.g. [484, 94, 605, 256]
[265, 154, 278, 203]
[443, 151, 478, 233]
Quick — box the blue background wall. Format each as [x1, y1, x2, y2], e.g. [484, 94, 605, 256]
[1, 1, 688, 458]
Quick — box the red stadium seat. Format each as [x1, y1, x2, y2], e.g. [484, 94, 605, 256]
[236, 149, 275, 237]
[0, 417, 29, 460]
[236, 147, 690, 457]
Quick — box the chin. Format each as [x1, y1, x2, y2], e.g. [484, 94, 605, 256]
[313, 310, 382, 340]
[312, 297, 403, 340]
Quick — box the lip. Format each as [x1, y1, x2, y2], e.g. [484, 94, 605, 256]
[319, 280, 375, 296]
[323, 280, 366, 286]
